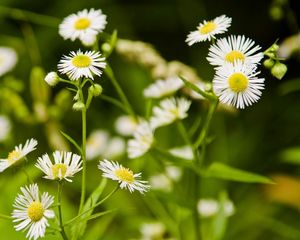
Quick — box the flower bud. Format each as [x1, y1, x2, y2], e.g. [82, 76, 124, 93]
[271, 62, 287, 80]
[101, 43, 111, 54]
[263, 59, 275, 69]
[89, 84, 103, 97]
[45, 72, 59, 86]
[72, 101, 85, 111]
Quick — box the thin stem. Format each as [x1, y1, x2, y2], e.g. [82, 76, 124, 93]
[0, 213, 12, 220]
[57, 182, 68, 240]
[177, 121, 192, 147]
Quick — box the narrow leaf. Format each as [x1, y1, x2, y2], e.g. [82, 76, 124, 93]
[60, 130, 82, 154]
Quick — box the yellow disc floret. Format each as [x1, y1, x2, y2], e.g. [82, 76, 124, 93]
[115, 168, 134, 183]
[52, 163, 67, 179]
[27, 201, 44, 222]
[228, 73, 249, 92]
[72, 55, 91, 68]
[199, 21, 217, 34]
[74, 18, 91, 30]
[225, 51, 245, 63]
[7, 150, 21, 164]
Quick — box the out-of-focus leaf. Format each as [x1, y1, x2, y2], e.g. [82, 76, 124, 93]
[205, 163, 274, 184]
[278, 78, 300, 95]
[60, 130, 81, 154]
[212, 192, 229, 240]
[280, 147, 300, 164]
[45, 122, 69, 151]
[30, 66, 50, 103]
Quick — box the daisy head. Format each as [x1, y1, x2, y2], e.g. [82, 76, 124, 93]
[35, 151, 82, 182]
[143, 76, 184, 99]
[0, 47, 17, 77]
[150, 97, 191, 129]
[58, 50, 106, 80]
[186, 15, 232, 46]
[59, 8, 107, 46]
[127, 121, 154, 159]
[98, 159, 150, 194]
[207, 35, 263, 67]
[0, 138, 38, 172]
[213, 61, 265, 109]
[12, 183, 55, 240]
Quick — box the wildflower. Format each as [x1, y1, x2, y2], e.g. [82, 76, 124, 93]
[36, 151, 82, 182]
[98, 159, 150, 193]
[86, 130, 109, 160]
[197, 198, 235, 218]
[58, 50, 106, 80]
[143, 76, 184, 99]
[12, 184, 55, 240]
[150, 97, 191, 129]
[59, 8, 107, 46]
[0, 138, 37, 172]
[44, 72, 59, 86]
[0, 47, 17, 77]
[213, 61, 264, 109]
[186, 15, 231, 45]
[0, 115, 11, 142]
[115, 115, 139, 137]
[127, 121, 154, 159]
[207, 35, 263, 67]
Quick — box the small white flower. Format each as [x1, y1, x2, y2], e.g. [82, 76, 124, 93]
[0, 138, 38, 172]
[143, 76, 184, 99]
[36, 151, 82, 182]
[0, 115, 11, 142]
[58, 50, 106, 80]
[186, 15, 231, 45]
[115, 115, 139, 137]
[44, 72, 59, 86]
[197, 198, 235, 218]
[98, 159, 150, 194]
[104, 137, 126, 159]
[12, 183, 55, 240]
[150, 97, 191, 129]
[165, 166, 182, 181]
[86, 130, 109, 160]
[207, 35, 263, 67]
[140, 222, 166, 240]
[169, 145, 194, 160]
[0, 47, 17, 77]
[213, 61, 264, 109]
[127, 121, 154, 159]
[149, 174, 172, 192]
[59, 8, 107, 46]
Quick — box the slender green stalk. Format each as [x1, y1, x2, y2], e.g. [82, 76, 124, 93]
[177, 121, 192, 147]
[0, 213, 12, 220]
[57, 182, 68, 240]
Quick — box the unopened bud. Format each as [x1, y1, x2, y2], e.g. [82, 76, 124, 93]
[72, 101, 85, 111]
[89, 84, 103, 97]
[263, 59, 275, 69]
[45, 72, 59, 86]
[102, 43, 111, 53]
[271, 62, 287, 80]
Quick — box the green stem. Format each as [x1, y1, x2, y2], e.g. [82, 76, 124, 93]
[57, 182, 68, 240]
[0, 214, 12, 220]
[177, 121, 192, 147]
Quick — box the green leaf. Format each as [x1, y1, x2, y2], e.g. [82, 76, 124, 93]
[280, 147, 300, 165]
[71, 178, 107, 240]
[205, 163, 274, 184]
[60, 130, 82, 154]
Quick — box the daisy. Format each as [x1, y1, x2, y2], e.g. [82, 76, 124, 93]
[150, 97, 191, 129]
[186, 15, 231, 46]
[98, 159, 150, 194]
[0, 47, 17, 77]
[207, 35, 263, 66]
[86, 130, 109, 160]
[12, 183, 55, 240]
[213, 61, 264, 109]
[0, 138, 38, 172]
[59, 8, 107, 46]
[35, 151, 82, 182]
[143, 76, 184, 99]
[58, 50, 106, 80]
[115, 115, 139, 137]
[0, 115, 11, 142]
[127, 121, 154, 159]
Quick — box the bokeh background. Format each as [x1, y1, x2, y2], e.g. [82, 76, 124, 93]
[0, 0, 300, 239]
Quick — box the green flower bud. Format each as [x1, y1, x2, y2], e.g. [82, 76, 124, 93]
[101, 43, 111, 53]
[89, 84, 103, 97]
[72, 101, 85, 111]
[271, 62, 287, 80]
[263, 59, 275, 69]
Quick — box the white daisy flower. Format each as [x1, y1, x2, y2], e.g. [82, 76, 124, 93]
[12, 183, 55, 240]
[35, 151, 82, 182]
[197, 198, 235, 218]
[59, 8, 107, 46]
[150, 97, 191, 129]
[207, 35, 263, 66]
[213, 61, 264, 109]
[0, 47, 17, 77]
[0, 115, 11, 142]
[115, 115, 139, 137]
[0, 138, 38, 172]
[127, 121, 154, 159]
[98, 159, 150, 194]
[86, 130, 109, 160]
[58, 50, 106, 80]
[143, 76, 184, 99]
[186, 15, 232, 45]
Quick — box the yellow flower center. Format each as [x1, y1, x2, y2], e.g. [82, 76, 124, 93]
[74, 18, 91, 30]
[27, 201, 44, 222]
[228, 73, 249, 92]
[52, 163, 67, 179]
[72, 55, 91, 68]
[7, 150, 21, 164]
[199, 21, 217, 34]
[225, 51, 245, 63]
[115, 168, 134, 183]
